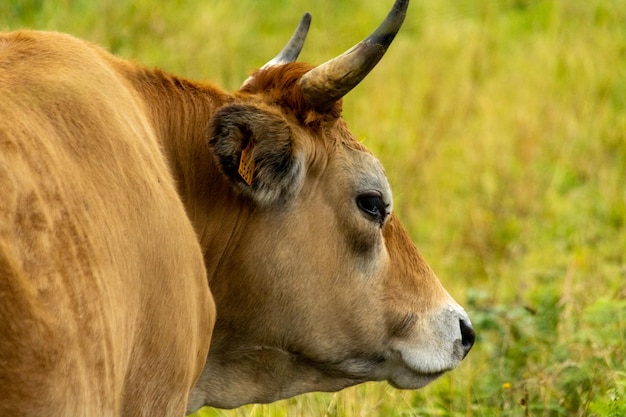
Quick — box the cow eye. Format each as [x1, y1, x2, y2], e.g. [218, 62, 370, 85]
[356, 193, 387, 225]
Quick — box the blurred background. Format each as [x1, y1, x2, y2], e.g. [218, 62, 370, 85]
[4, 0, 625, 415]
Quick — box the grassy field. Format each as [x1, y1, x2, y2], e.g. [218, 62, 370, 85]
[4, 0, 625, 415]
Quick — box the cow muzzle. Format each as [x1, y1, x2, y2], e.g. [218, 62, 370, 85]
[387, 302, 474, 389]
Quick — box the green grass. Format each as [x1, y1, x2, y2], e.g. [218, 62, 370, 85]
[4, 0, 626, 415]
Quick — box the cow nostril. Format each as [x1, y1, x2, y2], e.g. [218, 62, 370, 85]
[459, 318, 475, 357]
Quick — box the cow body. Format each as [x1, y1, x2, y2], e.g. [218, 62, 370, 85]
[1, 1, 473, 416]
[0, 32, 214, 416]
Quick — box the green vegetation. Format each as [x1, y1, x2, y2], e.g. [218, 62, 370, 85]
[4, 0, 625, 415]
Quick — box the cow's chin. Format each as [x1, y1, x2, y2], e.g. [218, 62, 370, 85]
[356, 346, 446, 392]
[384, 356, 448, 390]
[388, 372, 444, 390]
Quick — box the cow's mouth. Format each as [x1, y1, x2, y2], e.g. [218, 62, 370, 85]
[290, 344, 451, 391]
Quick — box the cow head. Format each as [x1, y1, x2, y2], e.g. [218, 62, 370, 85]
[188, 0, 474, 410]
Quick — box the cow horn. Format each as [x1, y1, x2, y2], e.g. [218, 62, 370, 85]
[299, 0, 409, 112]
[261, 12, 312, 68]
[241, 13, 311, 88]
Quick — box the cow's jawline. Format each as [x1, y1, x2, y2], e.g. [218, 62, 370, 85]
[241, 344, 386, 380]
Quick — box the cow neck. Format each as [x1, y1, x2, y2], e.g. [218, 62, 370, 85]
[123, 64, 248, 278]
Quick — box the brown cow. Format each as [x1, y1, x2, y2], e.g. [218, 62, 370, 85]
[0, 0, 473, 415]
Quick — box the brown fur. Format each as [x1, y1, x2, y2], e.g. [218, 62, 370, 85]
[240, 63, 343, 126]
[0, 26, 472, 416]
[0, 31, 215, 416]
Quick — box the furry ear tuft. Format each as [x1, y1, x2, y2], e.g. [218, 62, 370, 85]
[208, 104, 305, 206]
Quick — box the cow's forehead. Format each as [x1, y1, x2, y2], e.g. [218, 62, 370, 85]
[330, 142, 393, 208]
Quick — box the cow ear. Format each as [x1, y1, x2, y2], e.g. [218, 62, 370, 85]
[208, 104, 305, 206]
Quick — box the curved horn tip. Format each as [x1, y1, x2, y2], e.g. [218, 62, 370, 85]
[369, 0, 409, 47]
[393, 0, 410, 14]
[262, 11, 312, 68]
[240, 11, 312, 88]
[299, 0, 410, 112]
[301, 12, 312, 28]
